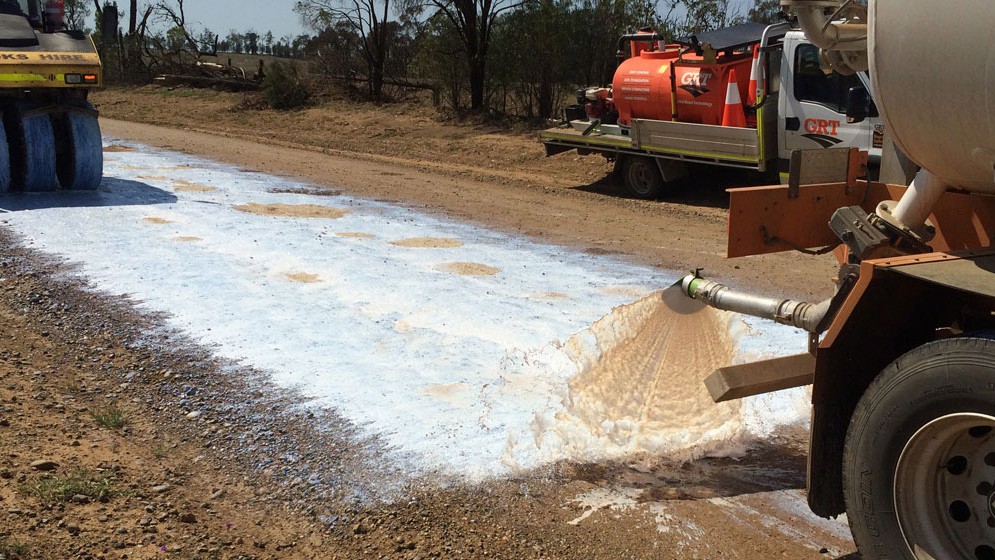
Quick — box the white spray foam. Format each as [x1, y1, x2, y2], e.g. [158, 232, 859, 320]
[0, 139, 811, 481]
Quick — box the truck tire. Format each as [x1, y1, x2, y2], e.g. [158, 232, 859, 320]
[54, 102, 103, 190]
[5, 104, 57, 192]
[843, 337, 995, 560]
[621, 156, 663, 199]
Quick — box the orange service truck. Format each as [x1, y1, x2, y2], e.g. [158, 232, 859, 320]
[540, 22, 883, 198]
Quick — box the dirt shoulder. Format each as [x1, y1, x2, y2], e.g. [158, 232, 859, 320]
[92, 86, 839, 301]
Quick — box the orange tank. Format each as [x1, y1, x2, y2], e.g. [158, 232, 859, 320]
[612, 47, 754, 126]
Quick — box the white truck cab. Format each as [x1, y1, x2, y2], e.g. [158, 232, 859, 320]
[778, 30, 882, 174]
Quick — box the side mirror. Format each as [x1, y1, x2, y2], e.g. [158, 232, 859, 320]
[846, 85, 871, 124]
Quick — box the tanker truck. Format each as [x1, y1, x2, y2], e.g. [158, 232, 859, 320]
[539, 22, 883, 198]
[674, 1, 995, 558]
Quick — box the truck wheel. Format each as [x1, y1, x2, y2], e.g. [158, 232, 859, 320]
[621, 156, 663, 199]
[54, 103, 103, 190]
[5, 105, 57, 192]
[843, 337, 995, 560]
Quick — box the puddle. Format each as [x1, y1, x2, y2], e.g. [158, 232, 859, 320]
[390, 237, 463, 248]
[234, 203, 351, 219]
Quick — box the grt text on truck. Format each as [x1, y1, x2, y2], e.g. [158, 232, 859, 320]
[674, 1, 995, 558]
[539, 22, 883, 199]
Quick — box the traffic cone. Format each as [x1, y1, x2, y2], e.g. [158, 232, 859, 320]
[721, 68, 747, 128]
[746, 45, 762, 127]
[747, 44, 762, 106]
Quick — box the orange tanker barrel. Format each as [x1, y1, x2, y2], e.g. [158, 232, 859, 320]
[613, 48, 753, 126]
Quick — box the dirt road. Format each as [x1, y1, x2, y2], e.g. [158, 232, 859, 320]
[97, 112, 838, 302]
[0, 95, 857, 559]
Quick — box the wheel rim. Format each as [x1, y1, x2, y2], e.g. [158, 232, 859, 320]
[895, 412, 995, 559]
[626, 161, 656, 196]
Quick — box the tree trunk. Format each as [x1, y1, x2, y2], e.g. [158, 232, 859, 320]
[469, 57, 485, 111]
[129, 0, 137, 34]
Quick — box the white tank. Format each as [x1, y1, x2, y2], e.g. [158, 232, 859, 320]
[869, 0, 995, 193]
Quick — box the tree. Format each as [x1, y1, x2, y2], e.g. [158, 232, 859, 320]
[409, 13, 466, 109]
[153, 0, 201, 54]
[244, 30, 259, 54]
[263, 31, 274, 55]
[296, 0, 394, 101]
[488, 0, 572, 119]
[747, 0, 782, 24]
[225, 30, 244, 53]
[564, 0, 664, 87]
[64, 0, 92, 30]
[419, 0, 522, 111]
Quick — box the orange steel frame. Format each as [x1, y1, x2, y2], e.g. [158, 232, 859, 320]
[726, 181, 995, 258]
[723, 174, 995, 516]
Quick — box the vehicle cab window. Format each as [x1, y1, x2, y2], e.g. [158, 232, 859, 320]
[793, 43, 862, 112]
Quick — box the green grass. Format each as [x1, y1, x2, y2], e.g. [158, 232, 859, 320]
[18, 469, 116, 505]
[0, 537, 29, 559]
[64, 377, 81, 395]
[89, 405, 128, 429]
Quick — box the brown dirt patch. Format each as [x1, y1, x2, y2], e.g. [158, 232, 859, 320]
[436, 262, 501, 276]
[173, 180, 216, 193]
[102, 144, 137, 152]
[174, 236, 201, 242]
[234, 203, 351, 219]
[390, 237, 463, 249]
[143, 217, 173, 224]
[285, 272, 321, 283]
[337, 232, 375, 239]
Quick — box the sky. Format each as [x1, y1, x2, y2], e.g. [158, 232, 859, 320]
[136, 0, 756, 40]
[167, 1, 307, 39]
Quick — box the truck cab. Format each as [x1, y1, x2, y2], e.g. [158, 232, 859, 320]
[777, 30, 882, 175]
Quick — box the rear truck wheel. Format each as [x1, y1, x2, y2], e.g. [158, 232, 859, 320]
[4, 104, 57, 192]
[54, 103, 103, 190]
[843, 337, 995, 560]
[621, 155, 664, 199]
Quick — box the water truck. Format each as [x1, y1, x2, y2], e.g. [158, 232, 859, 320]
[678, 1, 995, 558]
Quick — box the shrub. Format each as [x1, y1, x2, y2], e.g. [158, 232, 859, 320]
[89, 405, 128, 429]
[19, 469, 116, 505]
[262, 62, 311, 110]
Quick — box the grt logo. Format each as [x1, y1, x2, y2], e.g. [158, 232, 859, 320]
[804, 118, 841, 136]
[681, 71, 713, 87]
